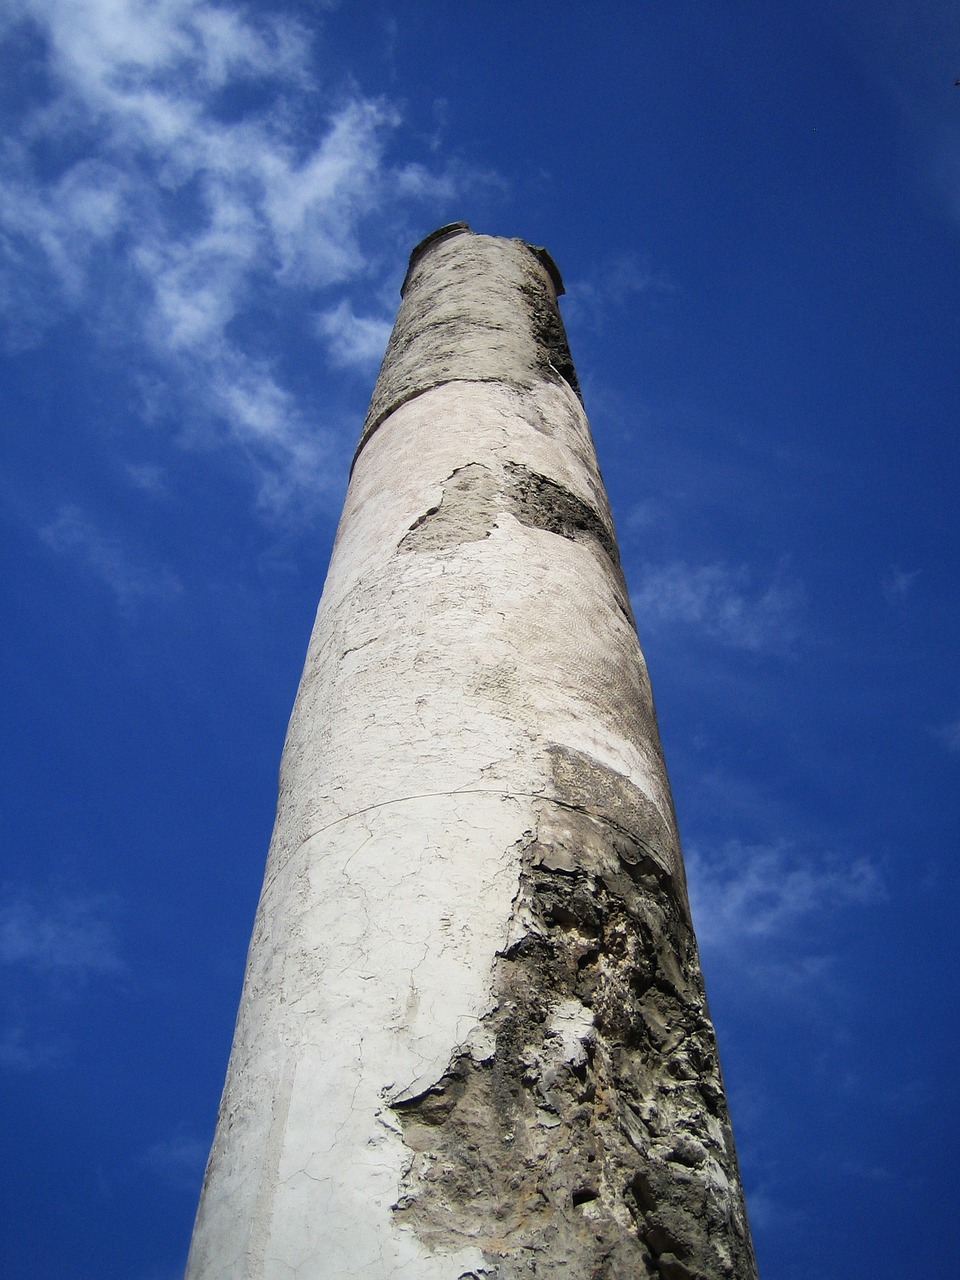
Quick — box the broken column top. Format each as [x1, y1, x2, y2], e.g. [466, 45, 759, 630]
[355, 224, 579, 468]
[401, 222, 566, 297]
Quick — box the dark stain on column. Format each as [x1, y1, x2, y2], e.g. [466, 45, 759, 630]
[398, 458, 636, 629]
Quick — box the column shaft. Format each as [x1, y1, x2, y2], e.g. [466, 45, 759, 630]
[187, 226, 757, 1280]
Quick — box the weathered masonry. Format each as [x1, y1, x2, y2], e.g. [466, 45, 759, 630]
[186, 224, 758, 1280]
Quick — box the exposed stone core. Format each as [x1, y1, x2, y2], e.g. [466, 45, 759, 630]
[186, 228, 757, 1279]
[392, 794, 752, 1279]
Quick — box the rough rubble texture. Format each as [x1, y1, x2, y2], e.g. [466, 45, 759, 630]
[186, 226, 757, 1279]
[393, 794, 754, 1279]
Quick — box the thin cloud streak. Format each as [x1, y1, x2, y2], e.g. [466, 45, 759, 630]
[685, 838, 884, 986]
[631, 560, 803, 652]
[931, 719, 960, 753]
[0, 1026, 67, 1072]
[0, 890, 123, 976]
[882, 565, 920, 603]
[315, 300, 393, 372]
[143, 1129, 209, 1190]
[41, 505, 182, 610]
[564, 251, 675, 333]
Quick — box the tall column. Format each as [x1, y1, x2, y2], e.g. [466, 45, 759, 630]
[187, 224, 758, 1280]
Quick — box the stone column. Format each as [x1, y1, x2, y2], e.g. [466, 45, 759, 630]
[186, 224, 758, 1280]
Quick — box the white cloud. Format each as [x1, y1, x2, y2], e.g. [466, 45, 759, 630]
[315, 299, 392, 371]
[623, 500, 664, 532]
[126, 462, 168, 494]
[41, 505, 182, 609]
[685, 838, 883, 966]
[144, 1128, 209, 1189]
[736, 1184, 805, 1235]
[932, 719, 960, 753]
[882, 564, 920, 603]
[631, 560, 803, 652]
[203, 352, 346, 514]
[0, 891, 123, 976]
[840, 1, 960, 229]
[0, 1026, 66, 1071]
[564, 251, 675, 332]
[26, 0, 306, 121]
[0, 889, 124, 1071]
[1, 0, 459, 514]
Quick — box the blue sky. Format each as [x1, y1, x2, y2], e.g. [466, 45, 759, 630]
[1, 2, 958, 1276]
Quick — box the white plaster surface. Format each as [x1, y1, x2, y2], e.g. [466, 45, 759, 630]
[187, 254, 682, 1278]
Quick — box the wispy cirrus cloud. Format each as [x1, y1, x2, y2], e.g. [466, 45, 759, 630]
[685, 838, 883, 987]
[1, 0, 460, 514]
[931, 719, 960, 753]
[882, 564, 920, 603]
[314, 300, 393, 372]
[0, 889, 123, 977]
[143, 1128, 209, 1191]
[564, 251, 675, 333]
[126, 463, 168, 495]
[631, 559, 803, 652]
[0, 1025, 67, 1071]
[0, 888, 124, 1071]
[840, 0, 960, 229]
[41, 504, 182, 611]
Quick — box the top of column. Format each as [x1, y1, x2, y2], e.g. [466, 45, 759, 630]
[354, 223, 581, 467]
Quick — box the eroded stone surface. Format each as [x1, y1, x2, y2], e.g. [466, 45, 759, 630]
[186, 228, 756, 1279]
[391, 798, 753, 1278]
